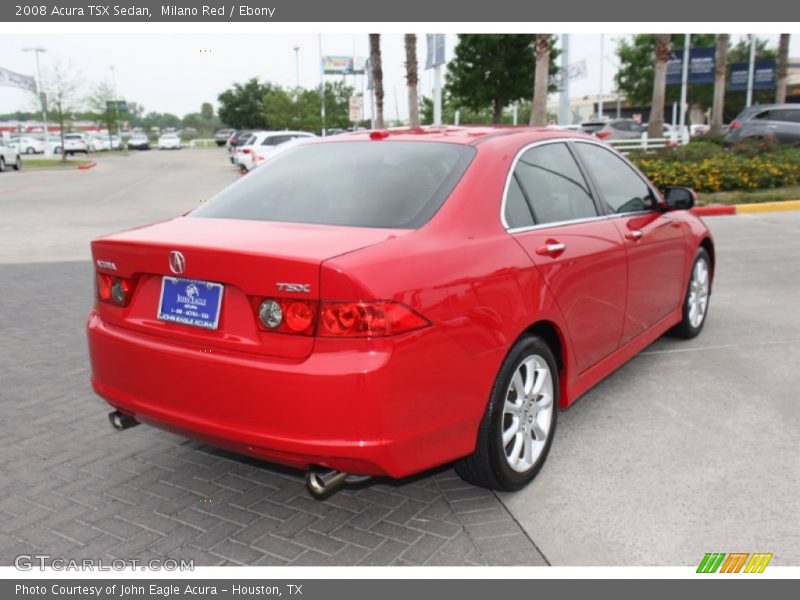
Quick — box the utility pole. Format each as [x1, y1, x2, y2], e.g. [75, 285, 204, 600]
[109, 65, 121, 145]
[319, 34, 326, 136]
[746, 35, 756, 108]
[293, 46, 300, 89]
[598, 34, 604, 119]
[559, 34, 570, 125]
[679, 34, 690, 144]
[23, 46, 49, 155]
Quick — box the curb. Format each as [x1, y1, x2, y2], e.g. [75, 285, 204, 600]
[77, 161, 97, 170]
[692, 199, 800, 217]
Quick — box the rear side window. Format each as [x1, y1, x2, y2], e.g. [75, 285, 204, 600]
[575, 142, 655, 214]
[511, 143, 597, 225]
[504, 177, 535, 229]
[192, 141, 475, 229]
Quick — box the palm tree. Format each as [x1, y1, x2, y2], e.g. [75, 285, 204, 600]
[530, 34, 551, 126]
[369, 34, 384, 129]
[710, 34, 729, 137]
[404, 34, 420, 127]
[776, 34, 791, 103]
[647, 34, 671, 139]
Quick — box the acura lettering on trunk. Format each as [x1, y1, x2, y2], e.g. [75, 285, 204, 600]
[87, 127, 714, 498]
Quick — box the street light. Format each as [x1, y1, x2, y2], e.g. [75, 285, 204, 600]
[293, 46, 300, 89]
[109, 65, 122, 145]
[22, 46, 49, 155]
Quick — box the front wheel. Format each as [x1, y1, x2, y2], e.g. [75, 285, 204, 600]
[670, 247, 712, 339]
[0, 157, 5, 172]
[455, 335, 558, 491]
[13, 156, 21, 170]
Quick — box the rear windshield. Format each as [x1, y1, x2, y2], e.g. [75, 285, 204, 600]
[192, 141, 475, 229]
[581, 122, 606, 133]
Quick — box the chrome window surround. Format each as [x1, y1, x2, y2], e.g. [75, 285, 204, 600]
[499, 137, 658, 234]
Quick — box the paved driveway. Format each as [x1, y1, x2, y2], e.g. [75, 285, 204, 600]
[0, 151, 797, 566]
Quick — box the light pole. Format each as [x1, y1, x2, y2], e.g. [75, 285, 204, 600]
[293, 46, 300, 89]
[22, 46, 49, 155]
[109, 65, 122, 145]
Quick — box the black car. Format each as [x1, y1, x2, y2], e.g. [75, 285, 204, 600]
[725, 103, 800, 145]
[214, 128, 235, 146]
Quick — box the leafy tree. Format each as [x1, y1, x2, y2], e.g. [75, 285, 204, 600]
[40, 60, 82, 161]
[616, 34, 777, 121]
[201, 102, 214, 121]
[446, 34, 560, 124]
[263, 81, 354, 132]
[217, 78, 272, 129]
[84, 80, 120, 142]
[647, 34, 672, 138]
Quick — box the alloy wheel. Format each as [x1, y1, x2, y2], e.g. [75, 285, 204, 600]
[687, 257, 710, 328]
[501, 355, 554, 473]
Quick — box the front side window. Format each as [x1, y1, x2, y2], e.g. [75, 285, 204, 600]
[574, 142, 655, 214]
[511, 143, 597, 225]
[192, 141, 475, 229]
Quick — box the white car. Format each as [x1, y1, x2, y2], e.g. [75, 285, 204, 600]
[236, 131, 316, 171]
[12, 136, 45, 155]
[88, 135, 110, 152]
[63, 133, 89, 156]
[158, 133, 182, 150]
[0, 139, 22, 171]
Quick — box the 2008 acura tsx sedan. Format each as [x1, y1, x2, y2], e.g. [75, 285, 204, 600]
[87, 126, 714, 497]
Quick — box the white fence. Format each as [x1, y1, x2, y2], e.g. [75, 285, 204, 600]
[607, 132, 689, 155]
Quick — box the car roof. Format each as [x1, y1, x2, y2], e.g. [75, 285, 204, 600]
[311, 125, 592, 146]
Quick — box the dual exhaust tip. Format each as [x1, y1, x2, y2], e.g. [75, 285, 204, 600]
[108, 411, 367, 498]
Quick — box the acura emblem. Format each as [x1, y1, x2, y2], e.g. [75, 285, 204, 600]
[169, 251, 186, 274]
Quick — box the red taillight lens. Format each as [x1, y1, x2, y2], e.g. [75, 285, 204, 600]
[252, 297, 318, 336]
[729, 119, 741, 130]
[319, 301, 430, 338]
[96, 273, 136, 307]
[595, 130, 612, 139]
[242, 148, 252, 154]
[255, 155, 265, 161]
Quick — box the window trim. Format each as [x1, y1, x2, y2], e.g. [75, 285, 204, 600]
[499, 139, 606, 232]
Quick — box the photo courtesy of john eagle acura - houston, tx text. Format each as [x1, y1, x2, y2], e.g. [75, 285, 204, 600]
[86, 126, 713, 498]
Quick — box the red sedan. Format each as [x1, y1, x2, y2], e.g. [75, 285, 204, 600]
[87, 127, 714, 497]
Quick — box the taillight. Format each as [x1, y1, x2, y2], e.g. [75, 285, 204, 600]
[255, 155, 265, 162]
[242, 148, 252, 154]
[319, 301, 429, 338]
[595, 130, 612, 139]
[729, 119, 741, 130]
[251, 298, 430, 337]
[253, 298, 318, 336]
[96, 273, 136, 307]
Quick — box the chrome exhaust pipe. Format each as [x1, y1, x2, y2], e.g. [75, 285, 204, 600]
[306, 469, 371, 498]
[108, 410, 139, 431]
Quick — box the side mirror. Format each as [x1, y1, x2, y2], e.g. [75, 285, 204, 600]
[663, 186, 697, 211]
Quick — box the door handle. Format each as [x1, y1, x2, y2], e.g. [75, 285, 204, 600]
[535, 241, 566, 257]
[625, 230, 644, 241]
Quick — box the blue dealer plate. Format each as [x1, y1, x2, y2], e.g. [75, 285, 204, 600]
[157, 277, 224, 330]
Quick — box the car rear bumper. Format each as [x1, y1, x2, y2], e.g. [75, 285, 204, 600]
[87, 310, 491, 478]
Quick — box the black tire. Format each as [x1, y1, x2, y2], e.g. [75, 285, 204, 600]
[13, 156, 21, 170]
[0, 157, 5, 172]
[670, 247, 712, 339]
[26, 147, 35, 155]
[455, 335, 558, 491]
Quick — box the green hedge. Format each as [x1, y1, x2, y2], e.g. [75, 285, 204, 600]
[630, 143, 800, 193]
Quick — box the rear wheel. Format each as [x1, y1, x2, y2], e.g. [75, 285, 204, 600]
[455, 335, 558, 491]
[0, 157, 5, 172]
[13, 156, 21, 170]
[670, 247, 711, 339]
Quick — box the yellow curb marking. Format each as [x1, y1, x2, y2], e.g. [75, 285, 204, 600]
[736, 200, 800, 214]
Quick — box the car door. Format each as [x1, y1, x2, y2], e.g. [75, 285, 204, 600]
[767, 109, 800, 144]
[503, 141, 628, 373]
[573, 141, 687, 344]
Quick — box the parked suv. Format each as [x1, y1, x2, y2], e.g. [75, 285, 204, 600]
[63, 133, 90, 156]
[725, 103, 800, 145]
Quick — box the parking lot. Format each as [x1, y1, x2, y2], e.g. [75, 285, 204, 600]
[0, 148, 798, 566]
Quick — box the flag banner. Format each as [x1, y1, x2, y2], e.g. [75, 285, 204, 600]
[0, 67, 36, 92]
[425, 34, 446, 69]
[666, 47, 716, 85]
[729, 61, 776, 91]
